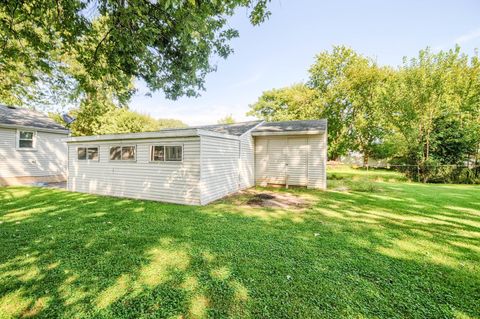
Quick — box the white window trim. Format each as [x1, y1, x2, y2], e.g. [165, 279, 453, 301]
[109, 145, 137, 162]
[16, 129, 37, 151]
[149, 144, 183, 163]
[77, 146, 100, 161]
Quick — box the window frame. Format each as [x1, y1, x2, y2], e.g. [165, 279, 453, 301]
[16, 130, 37, 151]
[149, 144, 183, 163]
[77, 146, 100, 161]
[109, 145, 137, 162]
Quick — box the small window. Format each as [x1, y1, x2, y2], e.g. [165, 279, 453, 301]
[18, 131, 35, 149]
[110, 146, 136, 161]
[78, 148, 87, 160]
[78, 147, 99, 161]
[88, 147, 99, 160]
[166, 146, 182, 161]
[150, 145, 182, 162]
[110, 146, 121, 160]
[151, 146, 165, 161]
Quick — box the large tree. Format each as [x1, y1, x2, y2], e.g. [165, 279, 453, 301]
[382, 47, 480, 169]
[250, 46, 391, 160]
[0, 0, 271, 108]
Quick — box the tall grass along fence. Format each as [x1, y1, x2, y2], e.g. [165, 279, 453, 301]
[328, 163, 480, 184]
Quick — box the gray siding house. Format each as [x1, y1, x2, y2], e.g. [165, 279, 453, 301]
[0, 105, 69, 185]
[66, 120, 327, 205]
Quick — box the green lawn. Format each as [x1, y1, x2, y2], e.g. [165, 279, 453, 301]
[1, 170, 479, 318]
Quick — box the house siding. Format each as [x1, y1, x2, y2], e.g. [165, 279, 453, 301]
[239, 132, 255, 189]
[67, 137, 201, 205]
[0, 127, 67, 182]
[307, 133, 327, 189]
[199, 135, 240, 205]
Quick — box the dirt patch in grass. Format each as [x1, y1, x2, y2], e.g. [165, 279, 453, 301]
[238, 189, 310, 209]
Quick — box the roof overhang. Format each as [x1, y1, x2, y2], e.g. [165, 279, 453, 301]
[0, 123, 69, 134]
[65, 128, 240, 143]
[251, 130, 325, 136]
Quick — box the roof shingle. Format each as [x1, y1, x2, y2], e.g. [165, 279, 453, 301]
[253, 119, 327, 133]
[0, 105, 68, 132]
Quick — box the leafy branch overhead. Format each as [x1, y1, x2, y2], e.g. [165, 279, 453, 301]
[0, 0, 271, 106]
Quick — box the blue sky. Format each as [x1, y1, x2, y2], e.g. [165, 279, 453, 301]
[130, 0, 480, 125]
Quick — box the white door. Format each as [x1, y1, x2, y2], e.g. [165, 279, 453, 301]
[265, 138, 287, 184]
[286, 137, 308, 186]
[255, 137, 309, 186]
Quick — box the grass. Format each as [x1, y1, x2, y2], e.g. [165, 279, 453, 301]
[0, 169, 479, 318]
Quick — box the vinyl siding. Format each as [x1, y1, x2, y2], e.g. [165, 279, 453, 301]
[238, 132, 255, 189]
[0, 127, 67, 178]
[307, 133, 327, 189]
[67, 137, 201, 205]
[199, 135, 240, 205]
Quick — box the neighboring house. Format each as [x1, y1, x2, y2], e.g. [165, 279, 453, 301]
[339, 151, 389, 167]
[66, 119, 327, 205]
[0, 105, 69, 186]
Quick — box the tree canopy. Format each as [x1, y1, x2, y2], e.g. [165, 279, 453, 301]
[0, 0, 271, 108]
[249, 45, 480, 174]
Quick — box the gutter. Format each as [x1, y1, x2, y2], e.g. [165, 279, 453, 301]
[0, 124, 69, 135]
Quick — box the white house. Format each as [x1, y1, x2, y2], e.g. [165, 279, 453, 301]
[66, 119, 327, 205]
[0, 105, 69, 185]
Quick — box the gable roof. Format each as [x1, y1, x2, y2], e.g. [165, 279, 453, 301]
[0, 105, 68, 133]
[252, 119, 327, 135]
[191, 120, 263, 136]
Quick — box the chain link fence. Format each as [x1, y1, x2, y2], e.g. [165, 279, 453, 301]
[329, 163, 480, 184]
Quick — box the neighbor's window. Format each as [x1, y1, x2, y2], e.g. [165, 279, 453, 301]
[18, 131, 35, 149]
[110, 146, 136, 161]
[150, 145, 182, 162]
[77, 147, 99, 161]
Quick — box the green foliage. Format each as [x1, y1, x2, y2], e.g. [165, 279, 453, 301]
[0, 0, 271, 109]
[249, 45, 480, 183]
[217, 114, 236, 124]
[58, 102, 187, 136]
[248, 83, 320, 121]
[1, 172, 480, 317]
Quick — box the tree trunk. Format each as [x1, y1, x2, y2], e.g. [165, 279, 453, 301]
[363, 153, 369, 169]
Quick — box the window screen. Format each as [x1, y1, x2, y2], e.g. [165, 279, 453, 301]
[110, 146, 135, 161]
[87, 148, 99, 160]
[18, 131, 34, 148]
[165, 146, 182, 161]
[122, 146, 135, 160]
[78, 147, 99, 160]
[110, 147, 121, 160]
[78, 148, 87, 160]
[151, 146, 165, 161]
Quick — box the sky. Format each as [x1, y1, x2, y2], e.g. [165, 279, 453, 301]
[129, 0, 480, 126]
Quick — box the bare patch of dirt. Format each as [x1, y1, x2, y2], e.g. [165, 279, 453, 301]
[240, 189, 310, 209]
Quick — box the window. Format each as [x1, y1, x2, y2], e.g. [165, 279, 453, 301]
[110, 146, 136, 161]
[166, 146, 182, 161]
[18, 131, 35, 149]
[150, 145, 182, 162]
[77, 147, 99, 161]
[151, 146, 165, 161]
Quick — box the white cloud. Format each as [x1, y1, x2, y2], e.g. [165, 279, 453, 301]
[130, 99, 255, 126]
[433, 27, 480, 52]
[454, 28, 480, 44]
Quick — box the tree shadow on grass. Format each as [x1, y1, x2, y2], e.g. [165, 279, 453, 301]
[0, 184, 479, 318]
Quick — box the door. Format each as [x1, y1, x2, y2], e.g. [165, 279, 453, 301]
[255, 136, 309, 186]
[265, 138, 287, 184]
[286, 137, 308, 186]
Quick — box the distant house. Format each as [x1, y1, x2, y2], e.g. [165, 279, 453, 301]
[0, 105, 69, 186]
[66, 119, 327, 205]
